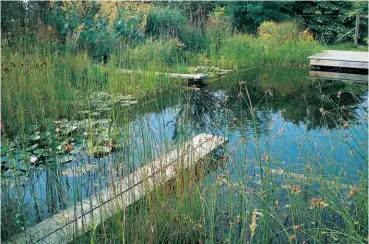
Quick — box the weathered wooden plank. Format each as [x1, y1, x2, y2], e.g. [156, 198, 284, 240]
[8, 133, 227, 244]
[119, 69, 209, 80]
[309, 59, 368, 69]
[308, 50, 368, 70]
[164, 73, 209, 80]
[308, 50, 368, 62]
[309, 70, 368, 83]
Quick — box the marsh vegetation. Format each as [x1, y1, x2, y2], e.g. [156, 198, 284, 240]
[1, 1, 368, 243]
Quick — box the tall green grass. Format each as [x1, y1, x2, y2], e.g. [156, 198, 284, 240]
[68, 81, 367, 244]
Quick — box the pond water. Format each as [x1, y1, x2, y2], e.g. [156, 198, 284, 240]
[1, 66, 367, 240]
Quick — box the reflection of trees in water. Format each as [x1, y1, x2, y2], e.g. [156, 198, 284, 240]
[171, 88, 272, 142]
[172, 71, 367, 141]
[172, 90, 227, 142]
[225, 72, 367, 131]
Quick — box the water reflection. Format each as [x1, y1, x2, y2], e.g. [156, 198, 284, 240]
[1, 66, 367, 240]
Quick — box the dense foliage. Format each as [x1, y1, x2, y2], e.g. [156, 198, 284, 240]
[1, 1, 367, 53]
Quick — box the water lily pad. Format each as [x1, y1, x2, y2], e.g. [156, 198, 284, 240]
[62, 125, 79, 135]
[33, 148, 45, 156]
[27, 125, 39, 131]
[57, 155, 76, 164]
[29, 135, 41, 141]
[69, 148, 81, 155]
[1, 156, 9, 163]
[88, 146, 111, 157]
[16, 161, 30, 171]
[61, 164, 98, 177]
[1, 146, 7, 155]
[90, 112, 101, 116]
[26, 144, 39, 152]
[78, 110, 91, 114]
[120, 101, 138, 107]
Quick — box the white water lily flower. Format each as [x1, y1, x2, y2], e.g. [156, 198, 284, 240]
[30, 156, 38, 164]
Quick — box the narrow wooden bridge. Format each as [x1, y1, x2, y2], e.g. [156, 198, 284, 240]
[8, 133, 227, 244]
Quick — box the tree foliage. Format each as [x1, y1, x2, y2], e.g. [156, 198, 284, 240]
[227, 1, 294, 33]
[292, 1, 362, 43]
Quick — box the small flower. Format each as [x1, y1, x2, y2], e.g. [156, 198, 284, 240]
[292, 225, 302, 231]
[347, 187, 358, 198]
[266, 88, 273, 96]
[262, 154, 269, 161]
[319, 108, 327, 115]
[310, 198, 329, 209]
[236, 215, 241, 223]
[35, 131, 40, 135]
[30, 156, 38, 164]
[343, 121, 349, 129]
[65, 144, 72, 151]
[289, 184, 301, 194]
[337, 91, 342, 98]
[290, 235, 296, 241]
[55, 127, 60, 133]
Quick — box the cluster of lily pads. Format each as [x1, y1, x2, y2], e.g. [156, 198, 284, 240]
[1, 92, 137, 174]
[78, 92, 138, 117]
[189, 66, 233, 77]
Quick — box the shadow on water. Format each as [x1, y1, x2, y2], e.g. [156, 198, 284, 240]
[1, 66, 367, 240]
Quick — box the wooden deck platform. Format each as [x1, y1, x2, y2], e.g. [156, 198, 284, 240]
[309, 70, 368, 83]
[8, 133, 227, 244]
[308, 50, 368, 69]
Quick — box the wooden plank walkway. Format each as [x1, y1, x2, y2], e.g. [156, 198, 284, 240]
[8, 133, 227, 244]
[309, 70, 368, 83]
[120, 69, 209, 80]
[308, 50, 368, 69]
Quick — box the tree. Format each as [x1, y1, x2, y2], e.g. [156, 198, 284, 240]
[292, 1, 356, 43]
[227, 1, 294, 33]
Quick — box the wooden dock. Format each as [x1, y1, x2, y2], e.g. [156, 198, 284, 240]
[309, 70, 368, 83]
[8, 133, 227, 244]
[119, 69, 209, 81]
[308, 50, 368, 69]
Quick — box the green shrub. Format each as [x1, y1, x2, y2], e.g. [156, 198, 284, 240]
[146, 7, 187, 37]
[258, 21, 299, 41]
[206, 7, 232, 55]
[178, 25, 208, 51]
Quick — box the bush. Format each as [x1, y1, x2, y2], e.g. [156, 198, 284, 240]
[206, 7, 232, 54]
[258, 21, 299, 41]
[117, 38, 186, 70]
[178, 25, 208, 51]
[146, 7, 187, 37]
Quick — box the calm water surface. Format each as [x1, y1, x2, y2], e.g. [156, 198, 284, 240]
[2, 66, 367, 239]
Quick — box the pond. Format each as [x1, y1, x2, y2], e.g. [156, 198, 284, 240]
[1, 66, 367, 241]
